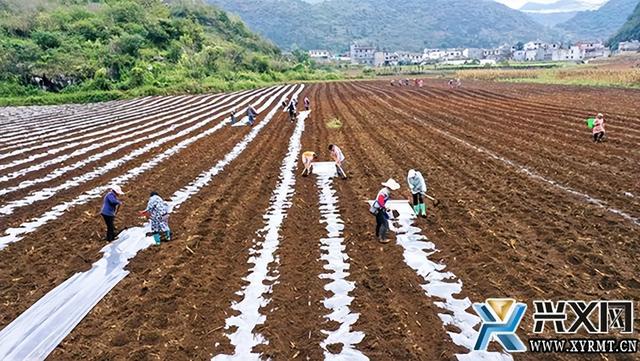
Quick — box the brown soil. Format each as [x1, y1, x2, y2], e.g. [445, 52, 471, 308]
[0, 80, 638, 361]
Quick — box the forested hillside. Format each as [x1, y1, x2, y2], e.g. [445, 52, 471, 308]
[207, 0, 553, 51]
[0, 0, 331, 104]
[556, 0, 638, 40]
[608, 1, 640, 48]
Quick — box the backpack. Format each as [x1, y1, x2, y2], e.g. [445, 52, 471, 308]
[369, 200, 380, 215]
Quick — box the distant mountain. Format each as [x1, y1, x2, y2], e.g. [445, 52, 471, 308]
[525, 11, 579, 27]
[521, 0, 597, 12]
[207, 0, 553, 51]
[608, 1, 640, 47]
[556, 0, 639, 40]
[519, 0, 605, 27]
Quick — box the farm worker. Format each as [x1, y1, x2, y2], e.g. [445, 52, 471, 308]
[287, 101, 297, 122]
[390, 79, 395, 86]
[304, 96, 310, 111]
[418, 79, 424, 88]
[328, 144, 347, 179]
[230, 108, 237, 125]
[593, 113, 606, 143]
[301, 151, 318, 177]
[247, 104, 258, 126]
[100, 185, 124, 242]
[407, 169, 428, 218]
[140, 192, 171, 246]
[370, 178, 401, 244]
[282, 97, 289, 110]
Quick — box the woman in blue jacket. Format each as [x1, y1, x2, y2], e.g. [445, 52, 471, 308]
[100, 185, 124, 241]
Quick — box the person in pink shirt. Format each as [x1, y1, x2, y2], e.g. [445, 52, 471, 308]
[593, 113, 606, 143]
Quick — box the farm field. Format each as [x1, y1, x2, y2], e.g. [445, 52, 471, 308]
[0, 80, 639, 360]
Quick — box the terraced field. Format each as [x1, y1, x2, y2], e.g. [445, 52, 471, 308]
[0, 81, 638, 360]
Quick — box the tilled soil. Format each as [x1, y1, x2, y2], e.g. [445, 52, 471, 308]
[0, 81, 638, 361]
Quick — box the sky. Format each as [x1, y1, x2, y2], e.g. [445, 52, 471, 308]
[493, 0, 607, 9]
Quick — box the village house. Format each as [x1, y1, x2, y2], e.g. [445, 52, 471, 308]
[576, 41, 611, 59]
[484, 45, 511, 61]
[423, 48, 446, 61]
[619, 40, 640, 52]
[308, 50, 332, 62]
[462, 48, 484, 60]
[373, 51, 399, 67]
[350, 43, 376, 65]
[396, 51, 423, 64]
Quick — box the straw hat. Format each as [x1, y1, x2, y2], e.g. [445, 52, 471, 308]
[381, 178, 400, 191]
[597, 113, 603, 118]
[111, 185, 125, 195]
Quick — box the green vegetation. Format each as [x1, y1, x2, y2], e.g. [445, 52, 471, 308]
[608, 2, 640, 49]
[556, 0, 638, 41]
[0, 0, 339, 105]
[206, 0, 552, 52]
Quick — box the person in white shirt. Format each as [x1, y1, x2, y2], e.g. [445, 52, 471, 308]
[328, 144, 347, 179]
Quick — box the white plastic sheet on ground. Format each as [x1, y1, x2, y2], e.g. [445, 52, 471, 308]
[0, 88, 273, 213]
[0, 93, 218, 168]
[212, 109, 309, 361]
[0, 85, 301, 361]
[313, 162, 368, 361]
[376, 200, 513, 361]
[0, 86, 289, 249]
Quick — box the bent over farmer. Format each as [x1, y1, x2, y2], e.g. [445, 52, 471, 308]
[247, 104, 258, 126]
[141, 191, 171, 246]
[407, 169, 428, 218]
[100, 185, 124, 242]
[328, 144, 347, 179]
[370, 178, 400, 244]
[301, 151, 317, 177]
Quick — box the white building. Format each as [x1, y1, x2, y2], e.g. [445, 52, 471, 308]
[424, 48, 446, 61]
[373, 51, 399, 67]
[619, 40, 640, 52]
[484, 46, 511, 61]
[397, 51, 423, 64]
[551, 46, 585, 61]
[463, 48, 484, 60]
[350, 43, 376, 65]
[309, 50, 331, 59]
[444, 48, 464, 60]
[576, 41, 610, 59]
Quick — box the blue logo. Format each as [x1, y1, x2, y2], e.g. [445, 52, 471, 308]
[473, 298, 528, 352]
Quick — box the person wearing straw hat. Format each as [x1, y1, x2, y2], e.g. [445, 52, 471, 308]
[592, 113, 606, 143]
[371, 178, 401, 244]
[407, 169, 428, 218]
[301, 151, 318, 177]
[100, 185, 124, 242]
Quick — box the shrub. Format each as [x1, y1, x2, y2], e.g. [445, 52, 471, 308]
[33, 31, 61, 50]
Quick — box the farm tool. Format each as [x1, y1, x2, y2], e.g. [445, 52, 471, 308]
[335, 164, 348, 179]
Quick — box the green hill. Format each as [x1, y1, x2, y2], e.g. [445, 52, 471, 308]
[555, 0, 638, 40]
[206, 0, 554, 51]
[0, 0, 331, 104]
[608, 2, 640, 48]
